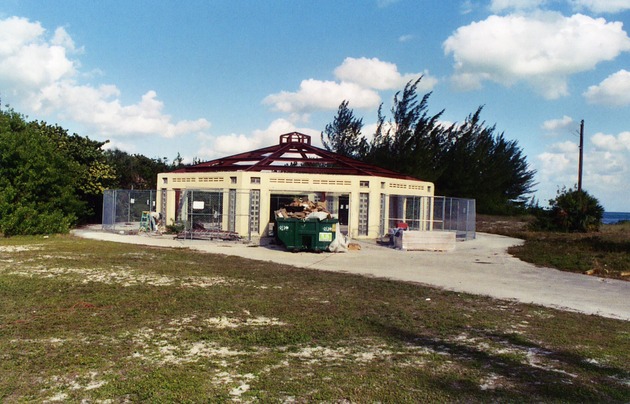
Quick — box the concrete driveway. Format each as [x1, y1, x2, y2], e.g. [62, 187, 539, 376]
[72, 229, 630, 321]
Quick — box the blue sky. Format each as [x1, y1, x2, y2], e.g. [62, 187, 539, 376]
[1, 0, 630, 211]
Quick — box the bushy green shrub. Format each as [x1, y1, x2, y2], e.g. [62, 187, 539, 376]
[0, 107, 115, 235]
[533, 187, 604, 232]
[0, 205, 74, 236]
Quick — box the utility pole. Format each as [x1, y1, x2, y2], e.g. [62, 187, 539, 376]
[578, 120, 584, 192]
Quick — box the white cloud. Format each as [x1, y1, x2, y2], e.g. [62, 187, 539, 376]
[583, 69, 630, 106]
[51, 26, 80, 53]
[0, 16, 210, 139]
[551, 140, 579, 153]
[570, 0, 630, 14]
[538, 150, 574, 177]
[398, 34, 414, 42]
[0, 16, 45, 54]
[0, 17, 76, 92]
[361, 122, 379, 139]
[535, 146, 576, 204]
[334, 57, 437, 91]
[585, 149, 627, 192]
[535, 134, 630, 209]
[263, 57, 437, 115]
[490, 0, 547, 13]
[443, 12, 630, 99]
[542, 115, 574, 133]
[591, 131, 630, 151]
[263, 79, 381, 114]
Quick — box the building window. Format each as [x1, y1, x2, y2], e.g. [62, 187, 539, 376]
[381, 182, 385, 189]
[162, 178, 168, 184]
[251, 177, 261, 184]
[230, 176, 237, 184]
[359, 193, 369, 236]
[360, 181, 369, 188]
[249, 190, 260, 233]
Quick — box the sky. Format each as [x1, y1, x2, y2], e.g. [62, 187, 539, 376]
[1, 0, 630, 211]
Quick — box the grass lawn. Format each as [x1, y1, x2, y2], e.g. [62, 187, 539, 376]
[1, 235, 629, 402]
[477, 215, 630, 281]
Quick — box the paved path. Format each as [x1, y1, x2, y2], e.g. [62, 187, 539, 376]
[72, 229, 630, 321]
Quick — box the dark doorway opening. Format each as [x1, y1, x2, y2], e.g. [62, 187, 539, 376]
[338, 196, 349, 226]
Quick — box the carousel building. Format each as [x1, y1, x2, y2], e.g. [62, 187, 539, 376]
[156, 132, 436, 241]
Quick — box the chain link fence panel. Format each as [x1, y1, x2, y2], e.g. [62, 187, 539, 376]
[102, 190, 157, 232]
[103, 189, 475, 241]
[387, 195, 475, 240]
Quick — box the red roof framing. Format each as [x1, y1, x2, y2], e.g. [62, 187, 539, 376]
[174, 132, 419, 181]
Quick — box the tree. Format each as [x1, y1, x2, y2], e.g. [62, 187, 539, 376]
[172, 152, 184, 168]
[34, 121, 116, 223]
[364, 78, 449, 182]
[438, 108, 537, 213]
[0, 110, 80, 234]
[321, 100, 365, 159]
[321, 79, 537, 214]
[104, 149, 174, 190]
[0, 107, 118, 234]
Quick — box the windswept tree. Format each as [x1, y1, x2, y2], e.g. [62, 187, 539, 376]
[321, 100, 366, 159]
[365, 77, 450, 182]
[439, 108, 537, 213]
[322, 78, 537, 214]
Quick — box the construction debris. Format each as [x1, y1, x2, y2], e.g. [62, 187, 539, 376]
[326, 224, 349, 253]
[175, 229, 241, 241]
[348, 242, 361, 251]
[274, 198, 331, 220]
[176, 221, 241, 241]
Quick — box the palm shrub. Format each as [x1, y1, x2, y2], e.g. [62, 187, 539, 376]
[533, 187, 604, 232]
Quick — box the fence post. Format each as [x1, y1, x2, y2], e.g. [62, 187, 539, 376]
[114, 189, 118, 231]
[189, 190, 194, 240]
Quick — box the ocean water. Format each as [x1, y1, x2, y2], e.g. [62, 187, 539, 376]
[602, 212, 630, 225]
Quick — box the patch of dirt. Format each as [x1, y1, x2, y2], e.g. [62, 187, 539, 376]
[2, 264, 247, 288]
[42, 371, 108, 402]
[203, 316, 287, 329]
[0, 245, 43, 253]
[476, 214, 533, 236]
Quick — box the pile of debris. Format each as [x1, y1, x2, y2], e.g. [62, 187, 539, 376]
[175, 222, 241, 241]
[274, 198, 331, 220]
[175, 229, 241, 241]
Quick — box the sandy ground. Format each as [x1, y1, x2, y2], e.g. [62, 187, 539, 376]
[72, 228, 630, 321]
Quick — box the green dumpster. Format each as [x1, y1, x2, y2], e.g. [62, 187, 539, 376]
[275, 217, 338, 252]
